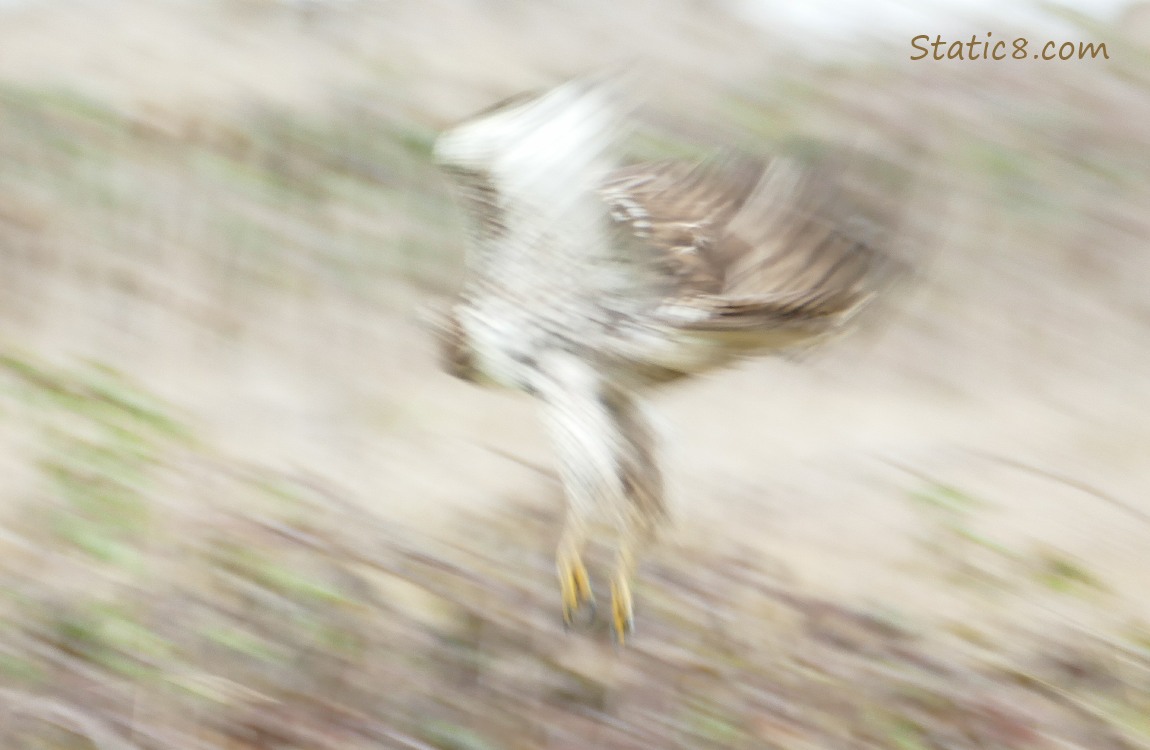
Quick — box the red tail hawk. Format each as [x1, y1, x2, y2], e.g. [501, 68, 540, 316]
[433, 77, 901, 642]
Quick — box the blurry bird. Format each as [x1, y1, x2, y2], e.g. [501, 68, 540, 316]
[432, 76, 903, 643]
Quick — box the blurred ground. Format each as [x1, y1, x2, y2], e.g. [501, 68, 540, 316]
[1, 1, 1150, 748]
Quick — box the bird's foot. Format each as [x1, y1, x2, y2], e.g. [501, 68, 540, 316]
[609, 576, 634, 645]
[559, 555, 595, 628]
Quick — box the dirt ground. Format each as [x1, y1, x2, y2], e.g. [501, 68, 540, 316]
[1, 1, 1149, 748]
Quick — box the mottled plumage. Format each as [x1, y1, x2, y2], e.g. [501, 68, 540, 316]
[433, 77, 900, 641]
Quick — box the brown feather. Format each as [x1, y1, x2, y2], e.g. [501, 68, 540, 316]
[601, 155, 898, 343]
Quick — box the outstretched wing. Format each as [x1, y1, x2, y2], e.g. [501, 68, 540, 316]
[602, 154, 903, 361]
[434, 78, 652, 304]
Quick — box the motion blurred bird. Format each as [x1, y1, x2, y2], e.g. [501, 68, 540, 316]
[432, 76, 902, 642]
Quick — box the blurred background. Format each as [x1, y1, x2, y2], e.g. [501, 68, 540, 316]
[1, 0, 1149, 747]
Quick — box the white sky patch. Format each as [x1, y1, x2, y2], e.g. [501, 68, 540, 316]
[731, 0, 1131, 44]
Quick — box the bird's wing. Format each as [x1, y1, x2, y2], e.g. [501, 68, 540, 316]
[434, 78, 654, 303]
[601, 155, 904, 354]
[599, 158, 765, 294]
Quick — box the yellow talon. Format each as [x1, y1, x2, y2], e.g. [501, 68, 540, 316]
[560, 555, 595, 626]
[610, 577, 633, 644]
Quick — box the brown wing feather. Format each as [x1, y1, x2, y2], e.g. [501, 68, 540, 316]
[602, 155, 899, 341]
[600, 159, 765, 294]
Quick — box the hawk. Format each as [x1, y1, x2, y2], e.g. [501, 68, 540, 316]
[433, 76, 901, 642]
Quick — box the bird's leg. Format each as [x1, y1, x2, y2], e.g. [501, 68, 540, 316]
[610, 536, 636, 642]
[535, 352, 664, 640]
[610, 509, 660, 644]
[557, 520, 595, 627]
[536, 353, 618, 632]
[602, 395, 664, 645]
